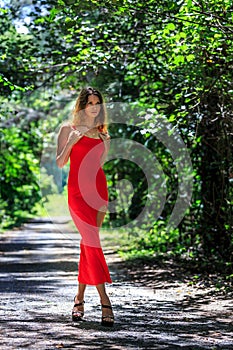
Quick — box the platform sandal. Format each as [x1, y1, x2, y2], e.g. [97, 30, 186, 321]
[72, 298, 85, 321]
[101, 304, 114, 327]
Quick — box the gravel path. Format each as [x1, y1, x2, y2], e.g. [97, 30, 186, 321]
[0, 218, 232, 349]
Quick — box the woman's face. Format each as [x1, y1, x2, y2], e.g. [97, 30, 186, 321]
[84, 94, 101, 119]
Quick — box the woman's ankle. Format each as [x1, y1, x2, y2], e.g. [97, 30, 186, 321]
[75, 294, 85, 302]
[100, 296, 111, 306]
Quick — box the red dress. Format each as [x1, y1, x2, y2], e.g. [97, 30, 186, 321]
[68, 130, 112, 285]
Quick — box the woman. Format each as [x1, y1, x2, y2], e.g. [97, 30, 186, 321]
[56, 87, 114, 327]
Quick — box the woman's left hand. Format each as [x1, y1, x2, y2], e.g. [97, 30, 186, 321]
[99, 132, 111, 142]
[99, 132, 110, 165]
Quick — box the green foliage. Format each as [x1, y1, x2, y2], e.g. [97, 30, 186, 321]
[1, 123, 42, 227]
[0, 88, 73, 229]
[118, 219, 187, 260]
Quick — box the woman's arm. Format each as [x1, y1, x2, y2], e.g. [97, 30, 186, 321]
[56, 125, 82, 168]
[99, 132, 111, 166]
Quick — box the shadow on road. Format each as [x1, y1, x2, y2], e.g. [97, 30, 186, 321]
[0, 219, 232, 349]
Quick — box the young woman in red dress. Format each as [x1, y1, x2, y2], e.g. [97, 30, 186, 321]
[56, 87, 114, 326]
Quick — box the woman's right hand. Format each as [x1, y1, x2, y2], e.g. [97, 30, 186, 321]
[67, 129, 83, 146]
[56, 125, 83, 168]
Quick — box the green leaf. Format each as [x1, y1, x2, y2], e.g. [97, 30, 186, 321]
[186, 54, 195, 62]
[166, 23, 176, 31]
[174, 55, 185, 65]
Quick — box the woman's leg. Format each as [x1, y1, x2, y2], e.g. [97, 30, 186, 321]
[96, 207, 114, 323]
[96, 205, 108, 228]
[96, 283, 114, 322]
[73, 283, 86, 316]
[75, 282, 86, 301]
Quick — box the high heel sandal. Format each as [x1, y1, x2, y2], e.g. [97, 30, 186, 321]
[72, 297, 85, 321]
[101, 304, 114, 327]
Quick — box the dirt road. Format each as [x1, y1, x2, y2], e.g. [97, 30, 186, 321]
[0, 219, 232, 349]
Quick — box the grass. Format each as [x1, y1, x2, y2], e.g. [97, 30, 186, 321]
[34, 193, 70, 218]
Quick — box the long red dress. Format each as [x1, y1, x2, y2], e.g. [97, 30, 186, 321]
[67, 130, 112, 285]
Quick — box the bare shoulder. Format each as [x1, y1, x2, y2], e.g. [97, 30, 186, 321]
[58, 122, 72, 135]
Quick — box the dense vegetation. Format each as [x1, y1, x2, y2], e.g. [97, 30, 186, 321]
[1, 0, 232, 272]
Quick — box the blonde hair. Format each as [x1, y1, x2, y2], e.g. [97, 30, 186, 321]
[72, 87, 108, 132]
